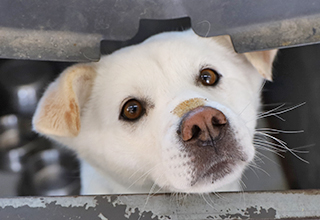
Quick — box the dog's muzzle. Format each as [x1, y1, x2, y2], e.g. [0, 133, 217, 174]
[177, 106, 247, 186]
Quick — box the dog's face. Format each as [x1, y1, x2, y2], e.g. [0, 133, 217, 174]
[33, 30, 277, 193]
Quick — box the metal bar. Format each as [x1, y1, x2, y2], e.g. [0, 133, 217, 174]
[1, 190, 320, 219]
[0, 0, 320, 61]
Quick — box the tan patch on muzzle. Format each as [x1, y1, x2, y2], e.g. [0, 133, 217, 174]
[172, 98, 207, 117]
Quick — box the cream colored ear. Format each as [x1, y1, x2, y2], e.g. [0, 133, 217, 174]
[244, 49, 278, 81]
[32, 64, 97, 137]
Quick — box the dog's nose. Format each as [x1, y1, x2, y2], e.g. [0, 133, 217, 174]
[179, 106, 227, 145]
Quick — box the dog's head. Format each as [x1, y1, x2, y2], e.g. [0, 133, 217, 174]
[33, 30, 277, 193]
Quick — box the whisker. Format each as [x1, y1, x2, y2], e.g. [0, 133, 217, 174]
[255, 131, 287, 146]
[182, 193, 189, 202]
[238, 178, 247, 191]
[256, 131, 309, 164]
[255, 144, 286, 157]
[246, 104, 285, 124]
[257, 102, 306, 121]
[273, 115, 286, 121]
[142, 182, 158, 211]
[174, 192, 189, 203]
[256, 145, 287, 155]
[150, 187, 164, 196]
[246, 165, 260, 179]
[255, 151, 280, 167]
[254, 139, 310, 154]
[241, 172, 249, 180]
[254, 138, 287, 149]
[237, 180, 246, 204]
[150, 181, 167, 197]
[255, 132, 311, 163]
[261, 102, 291, 107]
[201, 194, 214, 209]
[254, 138, 286, 151]
[128, 166, 145, 180]
[246, 102, 306, 124]
[256, 128, 304, 134]
[247, 161, 271, 176]
[170, 193, 177, 203]
[252, 154, 265, 164]
[292, 144, 315, 151]
[137, 177, 165, 220]
[125, 164, 161, 193]
[266, 102, 306, 116]
[257, 103, 286, 117]
[212, 191, 225, 200]
[206, 193, 217, 205]
[287, 149, 309, 154]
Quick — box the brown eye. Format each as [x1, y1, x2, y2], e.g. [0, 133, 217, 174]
[121, 99, 144, 121]
[200, 68, 220, 86]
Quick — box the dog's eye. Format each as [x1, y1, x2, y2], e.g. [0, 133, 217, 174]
[121, 99, 144, 121]
[200, 68, 220, 86]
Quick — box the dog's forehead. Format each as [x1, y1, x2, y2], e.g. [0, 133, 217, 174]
[93, 31, 256, 112]
[98, 32, 235, 86]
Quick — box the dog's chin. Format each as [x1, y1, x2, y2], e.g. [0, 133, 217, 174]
[163, 161, 246, 193]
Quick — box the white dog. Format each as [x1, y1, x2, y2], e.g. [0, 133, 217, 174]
[32, 30, 277, 195]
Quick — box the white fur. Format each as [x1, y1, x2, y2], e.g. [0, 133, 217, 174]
[33, 30, 275, 195]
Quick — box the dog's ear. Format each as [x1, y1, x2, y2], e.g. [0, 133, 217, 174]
[32, 64, 97, 137]
[244, 50, 278, 81]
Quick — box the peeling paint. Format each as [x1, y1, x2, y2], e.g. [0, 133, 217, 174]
[1, 191, 320, 219]
[98, 213, 109, 220]
[0, 197, 47, 209]
[0, 196, 98, 209]
[219, 206, 276, 219]
[124, 206, 138, 218]
[49, 196, 98, 210]
[109, 195, 162, 220]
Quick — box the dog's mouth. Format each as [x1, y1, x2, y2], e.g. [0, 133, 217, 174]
[162, 157, 246, 193]
[191, 159, 238, 187]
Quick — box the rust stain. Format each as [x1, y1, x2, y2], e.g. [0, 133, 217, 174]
[261, 189, 320, 195]
[172, 98, 206, 117]
[282, 41, 292, 46]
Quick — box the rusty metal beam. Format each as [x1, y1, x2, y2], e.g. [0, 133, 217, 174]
[1, 190, 320, 219]
[1, 0, 320, 62]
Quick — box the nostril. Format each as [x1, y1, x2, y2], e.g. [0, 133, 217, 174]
[211, 114, 227, 126]
[191, 125, 201, 139]
[212, 117, 222, 126]
[179, 124, 201, 142]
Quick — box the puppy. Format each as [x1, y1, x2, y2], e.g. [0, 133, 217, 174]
[32, 30, 277, 195]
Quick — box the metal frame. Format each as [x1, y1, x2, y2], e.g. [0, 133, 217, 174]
[1, 190, 320, 219]
[1, 1, 320, 219]
[1, 0, 320, 61]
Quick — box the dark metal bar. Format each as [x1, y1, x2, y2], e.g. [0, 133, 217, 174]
[1, 0, 320, 61]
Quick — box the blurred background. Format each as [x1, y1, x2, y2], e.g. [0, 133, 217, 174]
[0, 18, 319, 197]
